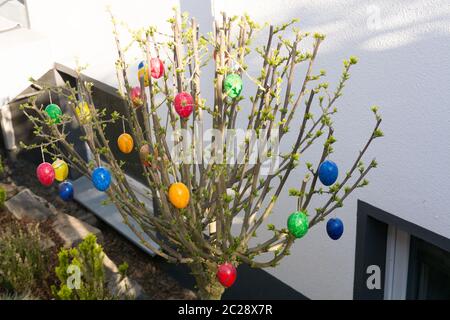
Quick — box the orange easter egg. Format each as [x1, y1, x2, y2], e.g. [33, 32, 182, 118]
[117, 133, 134, 154]
[168, 182, 190, 209]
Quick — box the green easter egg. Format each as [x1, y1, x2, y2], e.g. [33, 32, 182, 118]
[224, 74, 243, 98]
[287, 211, 309, 239]
[45, 104, 62, 124]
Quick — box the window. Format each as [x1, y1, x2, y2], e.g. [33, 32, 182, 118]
[407, 236, 450, 299]
[354, 200, 450, 300]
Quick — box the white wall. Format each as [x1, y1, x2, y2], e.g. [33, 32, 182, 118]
[25, 0, 179, 87]
[2, 0, 450, 299]
[213, 0, 450, 299]
[0, 0, 179, 105]
[0, 28, 51, 106]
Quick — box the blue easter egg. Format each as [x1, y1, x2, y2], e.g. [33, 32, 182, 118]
[318, 160, 338, 186]
[326, 217, 344, 240]
[58, 181, 74, 201]
[92, 167, 111, 192]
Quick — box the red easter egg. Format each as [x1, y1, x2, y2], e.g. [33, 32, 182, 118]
[36, 162, 55, 186]
[150, 57, 164, 79]
[217, 263, 237, 288]
[174, 92, 194, 118]
[130, 86, 143, 107]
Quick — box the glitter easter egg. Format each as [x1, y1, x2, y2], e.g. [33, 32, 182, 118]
[318, 160, 339, 186]
[138, 61, 149, 87]
[130, 86, 143, 107]
[45, 103, 62, 124]
[58, 181, 74, 201]
[287, 211, 309, 239]
[326, 217, 344, 240]
[224, 74, 243, 98]
[75, 102, 91, 124]
[174, 92, 193, 118]
[52, 159, 69, 182]
[36, 162, 55, 187]
[217, 263, 237, 288]
[168, 182, 190, 209]
[150, 57, 164, 79]
[139, 144, 151, 167]
[92, 167, 111, 192]
[117, 133, 134, 154]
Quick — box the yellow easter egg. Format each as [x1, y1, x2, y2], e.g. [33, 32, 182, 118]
[75, 102, 92, 124]
[52, 159, 69, 182]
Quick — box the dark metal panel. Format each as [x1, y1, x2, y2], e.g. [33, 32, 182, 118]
[6, 65, 146, 183]
[152, 255, 308, 300]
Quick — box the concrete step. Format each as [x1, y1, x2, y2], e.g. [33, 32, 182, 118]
[72, 176, 158, 256]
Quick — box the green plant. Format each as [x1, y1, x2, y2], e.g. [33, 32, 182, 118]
[0, 222, 50, 295]
[0, 292, 36, 300]
[52, 234, 113, 300]
[0, 155, 4, 176]
[0, 186, 6, 207]
[118, 262, 129, 280]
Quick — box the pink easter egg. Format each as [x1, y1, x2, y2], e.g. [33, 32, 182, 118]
[150, 57, 164, 79]
[130, 86, 143, 107]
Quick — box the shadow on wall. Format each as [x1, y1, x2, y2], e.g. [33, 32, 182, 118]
[217, 0, 450, 53]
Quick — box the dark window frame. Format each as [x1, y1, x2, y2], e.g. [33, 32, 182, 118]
[354, 200, 450, 299]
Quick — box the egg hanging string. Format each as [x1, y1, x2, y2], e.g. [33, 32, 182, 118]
[76, 79, 91, 123]
[224, 48, 265, 92]
[231, 57, 236, 73]
[40, 145, 45, 163]
[48, 91, 53, 104]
